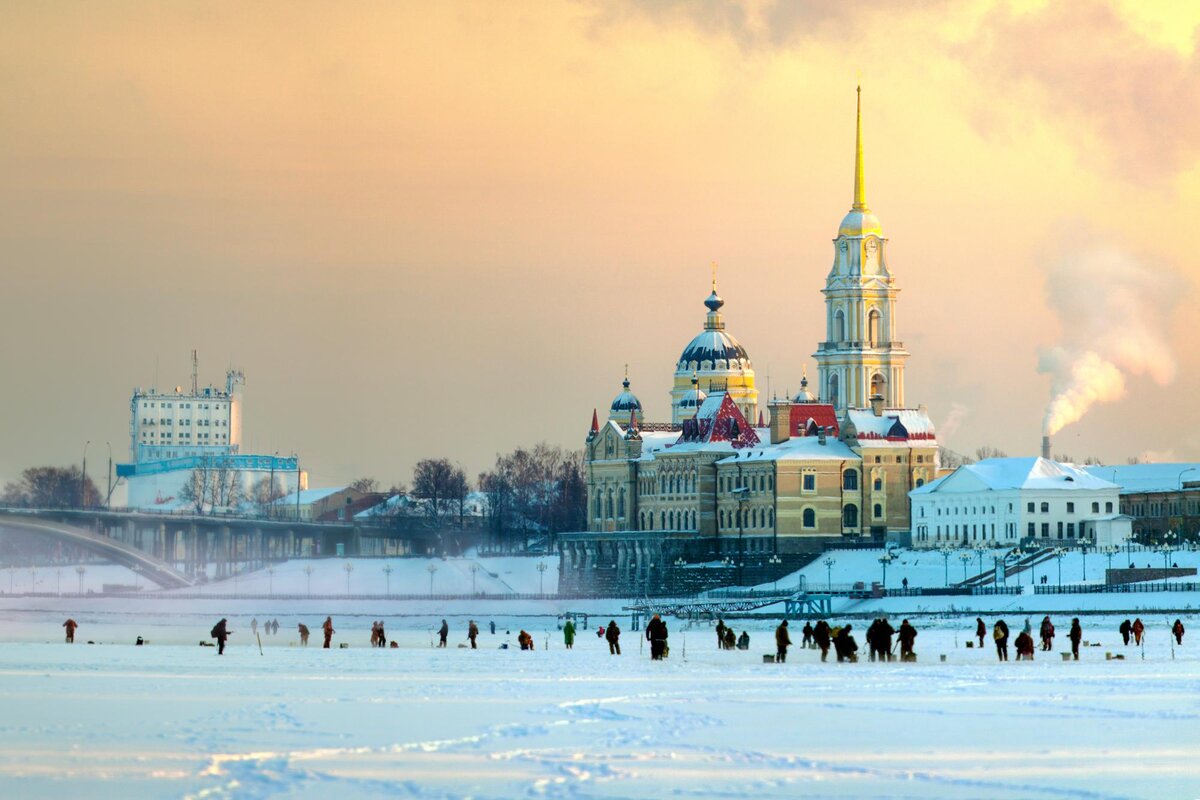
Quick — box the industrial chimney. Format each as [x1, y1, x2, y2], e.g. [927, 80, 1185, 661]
[1041, 435, 1051, 461]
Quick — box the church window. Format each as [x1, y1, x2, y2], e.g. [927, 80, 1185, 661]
[868, 310, 881, 346]
[803, 508, 816, 528]
[618, 489, 625, 518]
[835, 309, 846, 342]
[870, 372, 884, 398]
[828, 374, 840, 409]
[605, 491, 613, 519]
[873, 503, 882, 519]
[843, 470, 858, 491]
[803, 474, 815, 491]
[873, 477, 882, 491]
[843, 504, 859, 528]
[916, 478, 925, 487]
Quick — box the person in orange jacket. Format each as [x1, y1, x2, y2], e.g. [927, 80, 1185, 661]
[322, 616, 335, 649]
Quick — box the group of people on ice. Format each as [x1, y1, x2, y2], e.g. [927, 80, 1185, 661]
[715, 620, 750, 651]
[250, 618, 280, 637]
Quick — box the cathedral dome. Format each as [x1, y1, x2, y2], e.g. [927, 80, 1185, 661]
[793, 372, 817, 403]
[678, 329, 750, 370]
[838, 208, 882, 238]
[609, 377, 642, 415]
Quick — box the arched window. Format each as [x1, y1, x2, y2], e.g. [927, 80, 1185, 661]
[843, 469, 858, 491]
[843, 504, 859, 529]
[605, 490, 614, 519]
[868, 309, 881, 345]
[873, 477, 882, 491]
[915, 478, 925, 487]
[870, 372, 885, 399]
[617, 488, 625, 518]
[873, 503, 882, 519]
[803, 508, 816, 528]
[594, 495, 601, 519]
[835, 309, 846, 342]
[829, 374, 840, 409]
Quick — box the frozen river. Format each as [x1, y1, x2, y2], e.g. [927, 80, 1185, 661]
[0, 611, 1198, 799]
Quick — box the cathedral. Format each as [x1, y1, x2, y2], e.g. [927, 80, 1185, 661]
[560, 90, 940, 594]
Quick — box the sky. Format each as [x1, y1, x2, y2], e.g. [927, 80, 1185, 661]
[2, 0, 1199, 489]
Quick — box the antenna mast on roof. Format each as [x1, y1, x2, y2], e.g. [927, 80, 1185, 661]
[191, 349, 199, 394]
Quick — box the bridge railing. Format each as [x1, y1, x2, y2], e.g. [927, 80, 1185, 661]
[1033, 581, 1200, 595]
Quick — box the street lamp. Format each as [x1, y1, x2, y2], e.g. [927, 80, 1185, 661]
[383, 563, 394, 595]
[343, 561, 354, 595]
[733, 486, 750, 587]
[1160, 530, 1176, 570]
[975, 547, 988, 576]
[76, 565, 86, 594]
[427, 562, 438, 595]
[81, 440, 90, 508]
[1080, 538, 1090, 582]
[267, 566, 276, 596]
[958, 551, 972, 582]
[768, 554, 782, 591]
[823, 557, 835, 592]
[536, 561, 548, 595]
[232, 565, 239, 594]
[878, 552, 894, 588]
[1052, 547, 1066, 587]
[1101, 545, 1119, 577]
[938, 543, 954, 586]
[468, 563, 478, 595]
[303, 564, 315, 597]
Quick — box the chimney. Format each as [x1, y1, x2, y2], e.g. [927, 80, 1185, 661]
[768, 398, 792, 444]
[818, 426, 827, 446]
[870, 394, 885, 417]
[1041, 435, 1051, 460]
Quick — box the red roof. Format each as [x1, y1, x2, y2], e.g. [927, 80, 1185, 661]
[789, 403, 839, 437]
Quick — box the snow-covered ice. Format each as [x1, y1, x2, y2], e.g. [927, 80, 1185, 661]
[1, 606, 1198, 799]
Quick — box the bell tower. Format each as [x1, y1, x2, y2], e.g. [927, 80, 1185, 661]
[813, 87, 909, 414]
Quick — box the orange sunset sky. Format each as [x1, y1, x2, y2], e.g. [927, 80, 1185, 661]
[2, 0, 1199, 487]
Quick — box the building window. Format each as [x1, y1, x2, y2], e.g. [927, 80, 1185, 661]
[873, 478, 882, 491]
[1040, 502, 1049, 513]
[915, 478, 925, 487]
[843, 504, 858, 528]
[873, 503, 882, 519]
[1066, 502, 1074, 513]
[1092, 502, 1099, 513]
[874, 456, 881, 464]
[1106, 501, 1113, 513]
[1057, 521, 1063, 537]
[916, 455, 924, 463]
[1027, 502, 1035, 512]
[1067, 522, 1075, 537]
[1041, 523, 1049, 537]
[843, 470, 858, 491]
[1028, 522, 1035, 537]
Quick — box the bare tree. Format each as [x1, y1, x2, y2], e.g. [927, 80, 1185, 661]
[973, 445, 1007, 461]
[349, 477, 379, 493]
[249, 475, 286, 516]
[2, 466, 100, 508]
[412, 458, 469, 525]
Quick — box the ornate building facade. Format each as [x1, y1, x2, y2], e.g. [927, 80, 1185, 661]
[561, 89, 939, 595]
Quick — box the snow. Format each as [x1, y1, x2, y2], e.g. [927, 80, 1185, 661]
[913, 457, 1117, 494]
[273, 486, 345, 506]
[722, 434, 858, 462]
[1084, 462, 1200, 493]
[0, 607, 1197, 798]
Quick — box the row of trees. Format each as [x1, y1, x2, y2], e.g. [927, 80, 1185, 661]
[2, 466, 100, 508]
[477, 444, 586, 550]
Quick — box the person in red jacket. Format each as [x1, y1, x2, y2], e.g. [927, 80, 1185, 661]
[1172, 619, 1185, 645]
[322, 616, 335, 649]
[1131, 618, 1145, 646]
[62, 618, 78, 643]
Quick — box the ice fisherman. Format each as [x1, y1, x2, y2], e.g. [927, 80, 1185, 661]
[211, 618, 231, 655]
[563, 619, 576, 649]
[775, 620, 791, 663]
[438, 619, 449, 648]
[605, 620, 621, 655]
[62, 618, 78, 643]
[322, 616, 335, 649]
[646, 614, 668, 660]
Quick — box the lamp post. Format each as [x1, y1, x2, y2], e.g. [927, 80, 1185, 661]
[733, 487, 750, 587]
[383, 563, 394, 596]
[878, 552, 894, 588]
[536, 561, 548, 595]
[105, 441, 113, 508]
[468, 563, 478, 595]
[267, 566, 276, 596]
[343, 561, 354, 595]
[76, 565, 86, 594]
[427, 563, 438, 596]
[823, 557, 835, 592]
[81, 440, 90, 508]
[1052, 547, 1066, 587]
[975, 546, 988, 576]
[1102, 545, 1119, 577]
[939, 544, 953, 586]
[768, 554, 782, 592]
[958, 551, 972, 582]
[1080, 539, 1090, 582]
[1160, 530, 1176, 570]
[303, 564, 315, 597]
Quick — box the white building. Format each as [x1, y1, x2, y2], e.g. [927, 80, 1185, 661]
[910, 457, 1125, 549]
[129, 368, 244, 463]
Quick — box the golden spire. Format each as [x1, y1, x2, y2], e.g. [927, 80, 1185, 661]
[853, 85, 868, 212]
[711, 260, 718, 292]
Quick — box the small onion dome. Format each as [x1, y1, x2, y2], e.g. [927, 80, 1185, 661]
[837, 208, 883, 238]
[793, 373, 817, 403]
[704, 289, 724, 312]
[679, 374, 707, 410]
[610, 376, 642, 415]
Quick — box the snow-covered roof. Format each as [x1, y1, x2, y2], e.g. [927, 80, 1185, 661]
[273, 486, 345, 506]
[1082, 463, 1200, 494]
[717, 434, 858, 464]
[845, 408, 936, 446]
[912, 458, 1117, 495]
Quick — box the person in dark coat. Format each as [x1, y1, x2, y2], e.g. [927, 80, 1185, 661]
[833, 624, 858, 662]
[438, 619, 449, 648]
[468, 620, 479, 649]
[322, 616, 334, 649]
[715, 619, 727, 650]
[271, 619, 280, 635]
[898, 619, 917, 660]
[876, 617, 896, 661]
[563, 619, 576, 649]
[646, 614, 668, 660]
[723, 627, 736, 651]
[1119, 619, 1132, 646]
[211, 618, 231, 655]
[801, 621, 814, 648]
[736, 631, 750, 650]
[865, 619, 879, 661]
[993, 619, 1009, 661]
[1014, 630, 1035, 660]
[605, 620, 621, 655]
[1069, 618, 1082, 660]
[1173, 619, 1185, 645]
[976, 617, 986, 648]
[775, 620, 791, 663]
[298, 623, 310, 646]
[490, 621, 496, 635]
[813, 620, 832, 662]
[1039, 616, 1055, 651]
[62, 618, 78, 643]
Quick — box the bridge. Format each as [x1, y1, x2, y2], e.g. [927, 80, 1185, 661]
[0, 508, 471, 588]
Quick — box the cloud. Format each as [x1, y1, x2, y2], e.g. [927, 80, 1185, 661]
[958, 1, 1200, 181]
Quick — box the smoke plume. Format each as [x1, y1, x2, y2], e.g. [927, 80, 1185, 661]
[1038, 240, 1178, 436]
